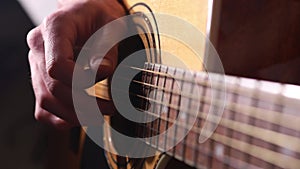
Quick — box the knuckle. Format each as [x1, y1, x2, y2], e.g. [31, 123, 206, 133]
[46, 80, 59, 96]
[43, 10, 66, 28]
[42, 10, 69, 36]
[34, 104, 48, 122]
[27, 27, 43, 50]
[39, 94, 51, 111]
[46, 59, 60, 79]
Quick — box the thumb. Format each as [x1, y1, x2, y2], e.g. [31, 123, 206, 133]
[89, 45, 118, 83]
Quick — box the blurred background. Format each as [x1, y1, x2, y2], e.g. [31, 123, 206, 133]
[0, 1, 46, 169]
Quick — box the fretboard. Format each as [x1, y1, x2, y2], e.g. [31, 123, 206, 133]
[137, 62, 300, 169]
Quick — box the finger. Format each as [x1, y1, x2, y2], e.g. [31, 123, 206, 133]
[46, 78, 116, 116]
[39, 91, 80, 125]
[35, 104, 73, 130]
[29, 50, 79, 125]
[27, 26, 44, 52]
[42, 12, 83, 87]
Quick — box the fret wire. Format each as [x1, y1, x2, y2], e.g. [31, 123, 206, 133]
[122, 64, 300, 108]
[171, 123, 300, 169]
[194, 74, 208, 168]
[139, 64, 148, 138]
[145, 63, 155, 138]
[135, 108, 300, 168]
[149, 138, 239, 168]
[134, 101, 300, 155]
[182, 71, 195, 164]
[112, 74, 300, 130]
[172, 68, 181, 157]
[142, 64, 148, 138]
[127, 74, 300, 123]
[141, 113, 300, 168]
[165, 135, 268, 169]
[270, 85, 285, 169]
[129, 76, 299, 116]
[164, 68, 176, 151]
[226, 77, 240, 169]
[210, 74, 225, 169]
[154, 64, 165, 149]
[122, 84, 300, 132]
[174, 71, 189, 161]
[149, 63, 161, 147]
[113, 78, 300, 132]
[244, 80, 261, 168]
[208, 135, 213, 168]
[162, 134, 266, 169]
[112, 84, 300, 149]
[211, 133, 300, 169]
[150, 64, 157, 141]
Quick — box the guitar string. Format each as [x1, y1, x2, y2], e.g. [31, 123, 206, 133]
[105, 84, 300, 153]
[109, 80, 300, 132]
[117, 64, 300, 108]
[125, 65, 300, 152]
[161, 139, 269, 169]
[92, 63, 300, 166]
[133, 104, 300, 154]
[113, 63, 300, 126]
[134, 107, 300, 169]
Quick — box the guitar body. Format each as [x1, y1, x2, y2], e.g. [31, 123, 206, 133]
[103, 0, 213, 169]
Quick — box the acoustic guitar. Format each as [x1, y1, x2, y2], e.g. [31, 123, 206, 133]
[84, 0, 300, 169]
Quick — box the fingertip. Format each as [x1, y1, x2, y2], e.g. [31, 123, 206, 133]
[27, 26, 43, 50]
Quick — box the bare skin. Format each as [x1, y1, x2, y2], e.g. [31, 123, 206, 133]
[27, 0, 125, 130]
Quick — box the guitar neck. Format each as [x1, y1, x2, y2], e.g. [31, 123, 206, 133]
[137, 62, 300, 169]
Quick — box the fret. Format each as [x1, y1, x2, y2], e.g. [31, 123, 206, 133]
[137, 91, 300, 153]
[184, 119, 198, 166]
[172, 67, 183, 159]
[154, 64, 167, 148]
[149, 63, 161, 147]
[258, 84, 283, 168]
[226, 77, 241, 169]
[130, 65, 300, 109]
[194, 73, 208, 168]
[182, 71, 199, 165]
[144, 62, 156, 143]
[209, 71, 227, 169]
[244, 80, 261, 168]
[179, 70, 190, 161]
[213, 133, 300, 169]
[139, 105, 300, 168]
[136, 62, 300, 169]
[165, 67, 176, 152]
[132, 72, 300, 133]
[132, 82, 300, 134]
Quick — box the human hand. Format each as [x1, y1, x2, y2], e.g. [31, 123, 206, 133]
[27, 0, 125, 130]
